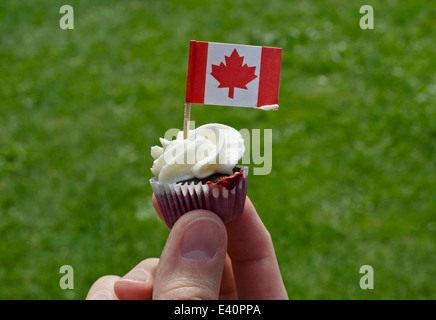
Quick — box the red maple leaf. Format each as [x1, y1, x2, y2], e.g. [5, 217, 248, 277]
[210, 49, 257, 99]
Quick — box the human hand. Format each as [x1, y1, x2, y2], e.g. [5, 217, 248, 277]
[86, 195, 288, 300]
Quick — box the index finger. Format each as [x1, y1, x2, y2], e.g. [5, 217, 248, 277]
[225, 196, 288, 300]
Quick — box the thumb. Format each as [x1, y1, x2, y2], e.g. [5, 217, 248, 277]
[153, 210, 228, 300]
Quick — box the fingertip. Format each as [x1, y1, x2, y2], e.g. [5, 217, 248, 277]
[114, 277, 153, 300]
[224, 196, 288, 299]
[114, 258, 159, 300]
[173, 209, 226, 230]
[86, 275, 120, 300]
[153, 209, 228, 300]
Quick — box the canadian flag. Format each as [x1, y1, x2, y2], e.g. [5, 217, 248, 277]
[185, 41, 282, 110]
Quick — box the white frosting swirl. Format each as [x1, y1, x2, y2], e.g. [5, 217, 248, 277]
[151, 123, 245, 183]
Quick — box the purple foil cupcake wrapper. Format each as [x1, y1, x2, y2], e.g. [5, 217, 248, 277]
[150, 166, 248, 229]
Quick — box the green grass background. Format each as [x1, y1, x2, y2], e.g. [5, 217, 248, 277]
[1, 0, 435, 299]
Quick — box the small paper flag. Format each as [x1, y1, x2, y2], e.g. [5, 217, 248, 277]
[186, 40, 282, 110]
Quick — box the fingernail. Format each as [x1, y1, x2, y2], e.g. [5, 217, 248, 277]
[120, 269, 150, 284]
[89, 291, 112, 300]
[180, 217, 223, 261]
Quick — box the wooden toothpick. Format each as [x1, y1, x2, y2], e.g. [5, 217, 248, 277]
[183, 102, 191, 139]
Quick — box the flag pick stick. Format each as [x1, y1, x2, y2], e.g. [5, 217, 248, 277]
[183, 102, 191, 139]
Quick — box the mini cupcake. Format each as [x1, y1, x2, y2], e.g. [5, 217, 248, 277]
[149, 123, 248, 228]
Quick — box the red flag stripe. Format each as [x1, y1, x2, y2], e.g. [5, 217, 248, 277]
[185, 41, 208, 104]
[257, 47, 282, 107]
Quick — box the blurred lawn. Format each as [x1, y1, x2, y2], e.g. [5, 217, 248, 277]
[1, 0, 435, 299]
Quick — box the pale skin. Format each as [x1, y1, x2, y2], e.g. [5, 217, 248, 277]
[86, 195, 288, 300]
